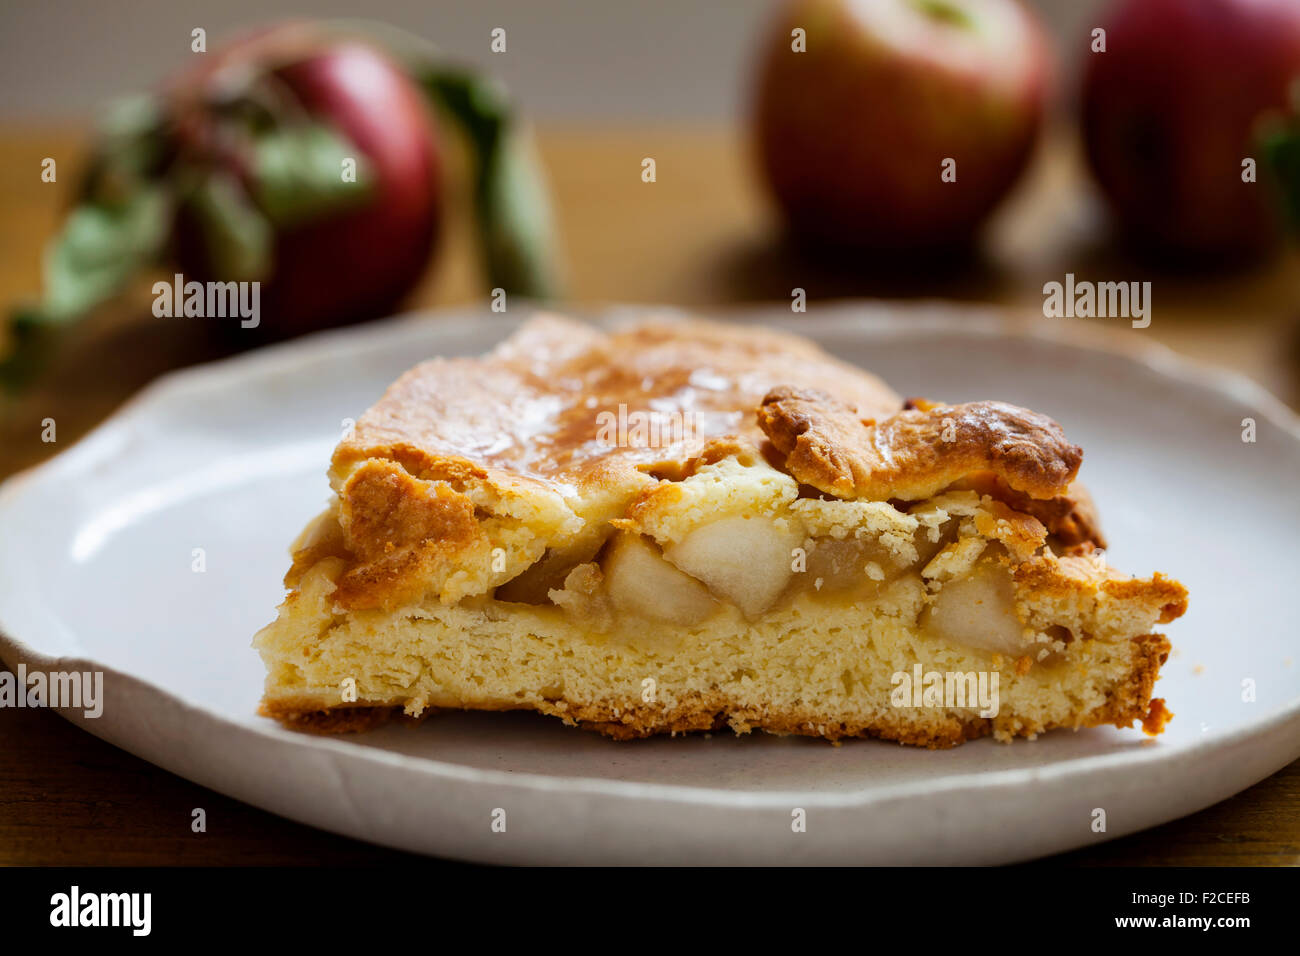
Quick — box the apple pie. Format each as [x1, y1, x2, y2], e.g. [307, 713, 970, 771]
[254, 314, 1187, 747]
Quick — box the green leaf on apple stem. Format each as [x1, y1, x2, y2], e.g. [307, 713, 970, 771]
[183, 170, 274, 282]
[0, 185, 170, 392]
[420, 68, 563, 300]
[475, 118, 562, 300]
[77, 95, 173, 207]
[1261, 123, 1300, 234]
[252, 122, 374, 228]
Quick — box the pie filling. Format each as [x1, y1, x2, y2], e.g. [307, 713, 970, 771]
[287, 452, 1174, 669]
[517, 505, 1046, 661]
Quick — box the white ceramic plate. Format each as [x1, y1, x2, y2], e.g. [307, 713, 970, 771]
[2, 304, 1298, 866]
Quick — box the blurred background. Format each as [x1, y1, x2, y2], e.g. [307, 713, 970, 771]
[0, 0, 1294, 437]
[0, 0, 1296, 461]
[1, 0, 1299, 867]
[1, 0, 1105, 121]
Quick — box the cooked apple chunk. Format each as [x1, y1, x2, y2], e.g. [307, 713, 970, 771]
[663, 515, 801, 618]
[925, 557, 1027, 657]
[602, 532, 718, 625]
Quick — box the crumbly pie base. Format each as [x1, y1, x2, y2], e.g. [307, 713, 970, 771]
[254, 314, 1186, 746]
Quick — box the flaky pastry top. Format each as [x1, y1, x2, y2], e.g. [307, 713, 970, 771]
[305, 314, 1097, 609]
[333, 314, 1083, 500]
[331, 313, 902, 496]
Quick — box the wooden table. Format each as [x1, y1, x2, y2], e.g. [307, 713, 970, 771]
[2, 125, 1298, 865]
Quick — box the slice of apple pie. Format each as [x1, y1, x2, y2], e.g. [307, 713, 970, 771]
[255, 314, 1187, 746]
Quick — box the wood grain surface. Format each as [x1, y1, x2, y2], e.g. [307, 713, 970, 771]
[1, 125, 1297, 865]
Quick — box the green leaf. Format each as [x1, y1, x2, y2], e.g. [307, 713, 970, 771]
[184, 171, 274, 281]
[420, 67, 563, 300]
[0, 186, 170, 392]
[80, 95, 171, 205]
[1261, 123, 1300, 234]
[422, 68, 509, 155]
[478, 131, 562, 299]
[99, 95, 169, 171]
[0, 306, 59, 393]
[251, 122, 373, 228]
[41, 186, 170, 323]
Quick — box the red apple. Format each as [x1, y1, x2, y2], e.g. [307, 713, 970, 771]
[4, 20, 567, 391]
[753, 0, 1052, 252]
[1082, 0, 1300, 262]
[171, 23, 442, 338]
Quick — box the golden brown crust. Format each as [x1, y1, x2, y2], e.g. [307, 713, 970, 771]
[331, 460, 483, 610]
[1012, 557, 1190, 626]
[951, 473, 1106, 550]
[257, 700, 397, 734]
[757, 386, 1083, 502]
[971, 499, 1049, 563]
[1142, 697, 1174, 736]
[1108, 576, 1190, 625]
[332, 315, 902, 493]
[320, 315, 904, 609]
